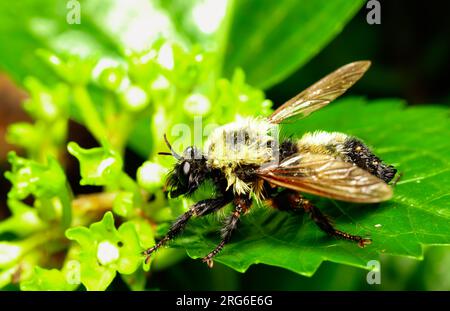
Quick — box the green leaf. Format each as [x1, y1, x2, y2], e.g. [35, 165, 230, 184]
[0, 0, 123, 83]
[5, 153, 65, 200]
[171, 98, 450, 276]
[5, 152, 72, 227]
[0, 200, 45, 237]
[65, 212, 144, 291]
[6, 77, 70, 162]
[223, 0, 365, 88]
[0, 0, 226, 84]
[129, 219, 155, 272]
[22, 76, 69, 122]
[6, 123, 39, 153]
[112, 192, 136, 218]
[20, 267, 76, 291]
[67, 142, 123, 186]
[36, 49, 96, 85]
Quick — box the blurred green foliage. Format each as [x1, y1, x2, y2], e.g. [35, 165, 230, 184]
[223, 0, 364, 88]
[0, 0, 449, 291]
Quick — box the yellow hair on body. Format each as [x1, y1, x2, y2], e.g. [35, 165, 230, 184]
[297, 131, 349, 157]
[204, 117, 276, 199]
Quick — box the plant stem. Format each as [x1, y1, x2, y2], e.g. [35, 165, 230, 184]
[60, 182, 73, 229]
[72, 192, 118, 214]
[73, 85, 107, 144]
[19, 227, 64, 254]
[119, 172, 143, 206]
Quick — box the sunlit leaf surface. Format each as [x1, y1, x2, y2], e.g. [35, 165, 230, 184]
[173, 98, 450, 276]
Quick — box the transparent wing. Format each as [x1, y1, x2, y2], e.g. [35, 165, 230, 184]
[267, 61, 371, 124]
[257, 152, 392, 203]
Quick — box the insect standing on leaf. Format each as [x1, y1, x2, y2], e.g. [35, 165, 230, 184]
[143, 61, 397, 268]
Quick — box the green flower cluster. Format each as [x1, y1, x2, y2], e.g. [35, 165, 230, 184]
[1, 39, 271, 290]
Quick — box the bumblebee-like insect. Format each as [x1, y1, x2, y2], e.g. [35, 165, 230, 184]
[144, 61, 397, 268]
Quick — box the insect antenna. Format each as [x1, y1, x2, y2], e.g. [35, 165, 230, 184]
[157, 152, 173, 156]
[162, 133, 182, 160]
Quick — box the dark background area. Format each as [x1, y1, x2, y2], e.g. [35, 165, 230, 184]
[267, 1, 450, 108]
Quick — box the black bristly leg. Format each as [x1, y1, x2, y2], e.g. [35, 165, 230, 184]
[202, 195, 252, 268]
[143, 196, 232, 263]
[270, 190, 371, 247]
[304, 199, 372, 247]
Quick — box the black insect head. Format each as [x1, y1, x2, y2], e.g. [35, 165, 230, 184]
[159, 134, 208, 198]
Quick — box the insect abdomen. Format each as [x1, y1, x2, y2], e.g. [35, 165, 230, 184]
[343, 138, 397, 183]
[297, 131, 396, 183]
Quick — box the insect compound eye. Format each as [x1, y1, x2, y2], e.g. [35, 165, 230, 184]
[182, 161, 191, 175]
